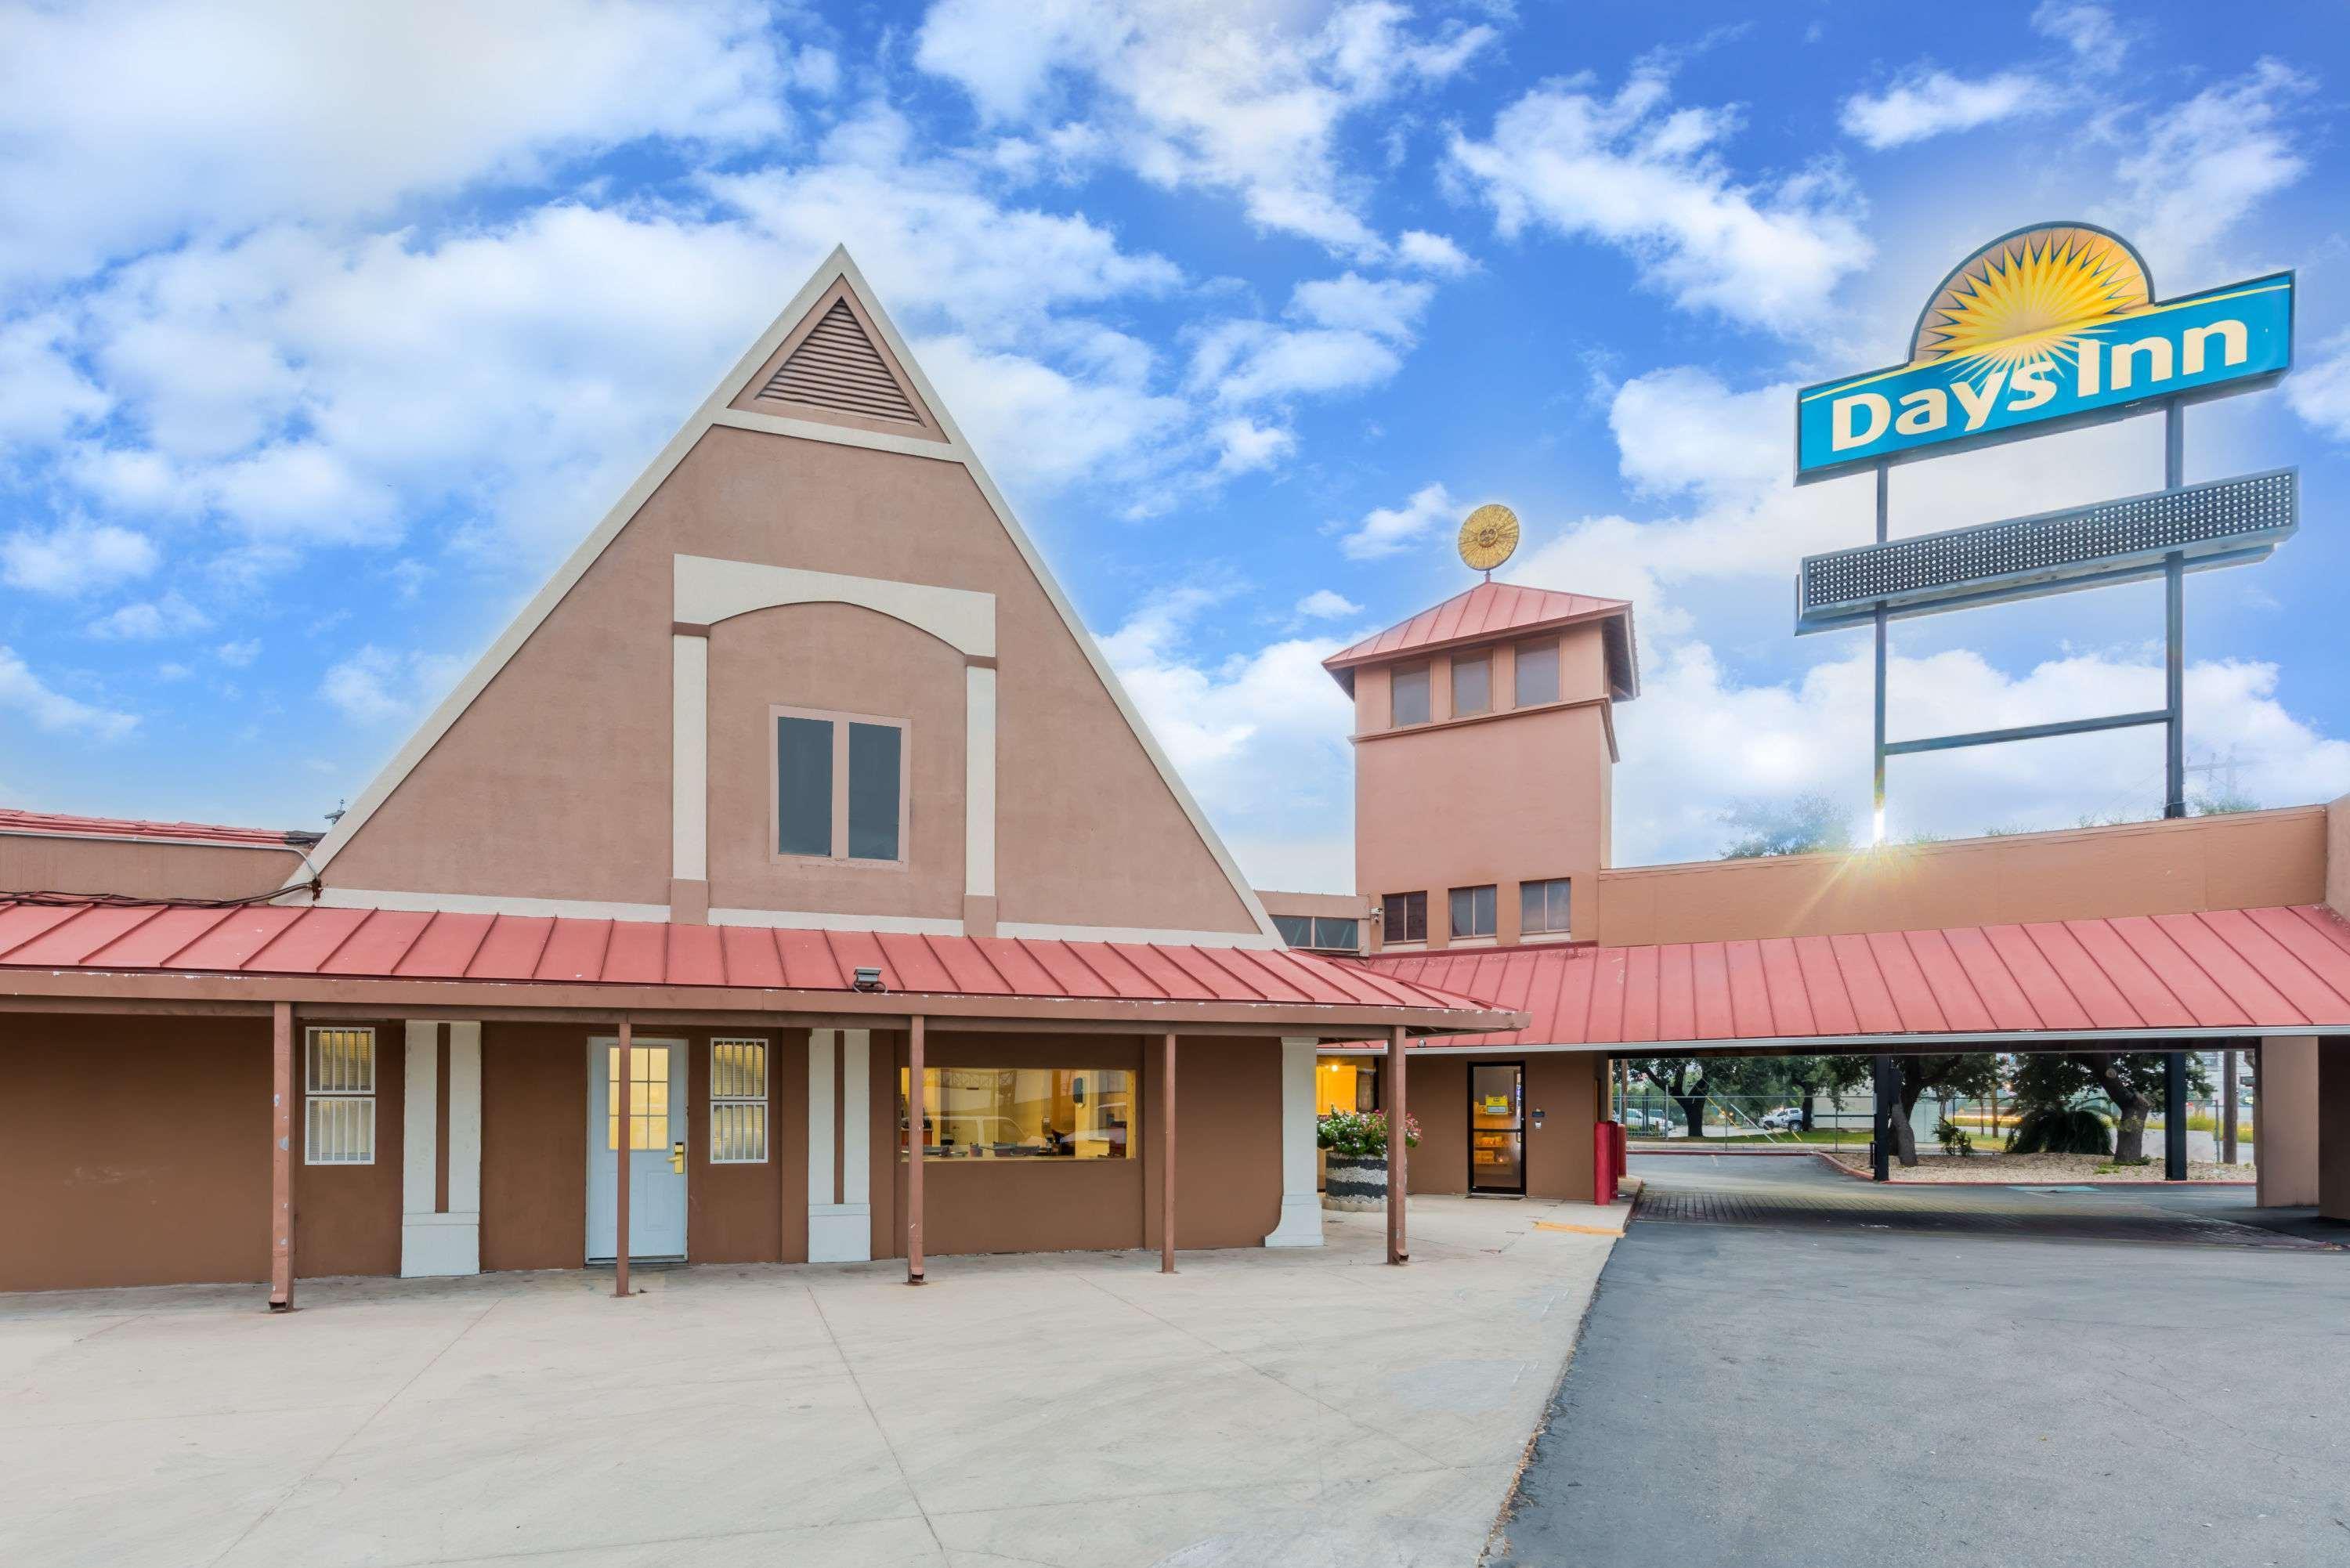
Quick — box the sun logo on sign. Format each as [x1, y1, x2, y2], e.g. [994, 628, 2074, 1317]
[1910, 225, 2151, 381]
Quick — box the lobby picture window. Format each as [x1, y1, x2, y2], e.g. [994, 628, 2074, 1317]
[305, 1026, 375, 1165]
[1382, 891, 1427, 944]
[709, 1038, 769, 1163]
[1452, 653, 1490, 717]
[773, 706, 907, 864]
[1390, 664, 1431, 727]
[1521, 877, 1572, 937]
[1515, 639, 1560, 706]
[899, 1068, 1133, 1161]
[1450, 883, 1497, 939]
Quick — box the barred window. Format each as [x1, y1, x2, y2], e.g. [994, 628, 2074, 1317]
[306, 1026, 376, 1165]
[709, 1037, 769, 1163]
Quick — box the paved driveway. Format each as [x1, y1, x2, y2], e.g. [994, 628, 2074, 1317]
[1490, 1155, 2350, 1568]
[0, 1198, 1616, 1568]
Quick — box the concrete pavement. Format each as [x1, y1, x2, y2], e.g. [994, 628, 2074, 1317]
[0, 1196, 1620, 1568]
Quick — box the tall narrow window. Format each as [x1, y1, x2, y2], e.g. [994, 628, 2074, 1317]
[1514, 639, 1560, 706]
[305, 1026, 376, 1165]
[772, 706, 908, 864]
[776, 714, 833, 857]
[709, 1038, 769, 1163]
[1452, 653, 1490, 716]
[1390, 664, 1430, 727]
[1382, 891, 1427, 944]
[1450, 883, 1497, 938]
[1521, 877, 1573, 937]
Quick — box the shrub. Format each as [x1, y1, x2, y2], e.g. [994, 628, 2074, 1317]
[2008, 1104, 2112, 1156]
[1934, 1117, 1973, 1157]
[1317, 1110, 1420, 1158]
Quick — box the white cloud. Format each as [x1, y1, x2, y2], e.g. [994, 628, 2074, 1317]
[1289, 273, 1432, 341]
[1099, 583, 1358, 889]
[2031, 2, 2127, 73]
[2103, 60, 2311, 281]
[916, 331, 1188, 497]
[0, 314, 110, 444]
[1209, 417, 1297, 477]
[913, 0, 1495, 256]
[1294, 588, 1362, 620]
[216, 638, 261, 668]
[320, 645, 466, 725]
[0, 646, 136, 739]
[2288, 331, 2350, 443]
[0, 0, 794, 291]
[0, 521, 159, 594]
[1337, 480, 1457, 562]
[1189, 270, 1433, 406]
[1448, 67, 1871, 335]
[1396, 230, 1474, 275]
[86, 591, 209, 641]
[1840, 69, 2044, 150]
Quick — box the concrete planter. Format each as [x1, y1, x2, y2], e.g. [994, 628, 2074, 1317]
[1323, 1152, 1388, 1211]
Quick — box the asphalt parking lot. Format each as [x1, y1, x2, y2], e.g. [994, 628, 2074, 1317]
[1489, 1155, 2350, 1568]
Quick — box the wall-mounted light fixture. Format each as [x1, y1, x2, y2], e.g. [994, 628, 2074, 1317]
[852, 966, 886, 992]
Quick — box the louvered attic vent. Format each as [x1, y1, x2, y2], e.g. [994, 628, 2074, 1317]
[754, 300, 922, 423]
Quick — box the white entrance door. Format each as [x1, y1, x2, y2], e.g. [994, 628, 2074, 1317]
[587, 1039, 689, 1261]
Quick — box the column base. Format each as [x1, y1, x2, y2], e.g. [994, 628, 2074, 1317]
[1261, 1190, 1325, 1248]
[808, 1203, 873, 1263]
[401, 1212, 481, 1277]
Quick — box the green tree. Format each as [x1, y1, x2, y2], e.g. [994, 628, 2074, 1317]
[1720, 793, 1856, 858]
[1781, 1053, 1871, 1132]
[2012, 1051, 2209, 1163]
[1627, 1057, 1713, 1138]
[1881, 1053, 2002, 1165]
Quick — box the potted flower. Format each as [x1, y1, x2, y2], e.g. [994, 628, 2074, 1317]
[1318, 1109, 1420, 1211]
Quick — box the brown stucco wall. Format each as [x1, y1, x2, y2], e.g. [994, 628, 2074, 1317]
[1397, 1051, 1600, 1203]
[480, 1024, 588, 1272]
[327, 424, 1260, 935]
[0, 1014, 400, 1292]
[0, 833, 301, 902]
[1593, 806, 2329, 945]
[1141, 1036, 1283, 1251]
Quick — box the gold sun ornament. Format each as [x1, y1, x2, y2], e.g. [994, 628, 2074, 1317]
[1458, 504, 1520, 576]
[1909, 225, 2151, 381]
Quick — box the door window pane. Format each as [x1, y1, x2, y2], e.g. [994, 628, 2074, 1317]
[1382, 891, 1426, 943]
[847, 721, 902, 861]
[776, 715, 833, 856]
[1452, 654, 1489, 716]
[898, 1068, 1133, 1160]
[1514, 640, 1560, 706]
[607, 1046, 670, 1151]
[1450, 884, 1496, 938]
[1520, 877, 1572, 935]
[1390, 665, 1430, 726]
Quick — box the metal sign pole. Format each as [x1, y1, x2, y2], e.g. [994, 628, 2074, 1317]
[2164, 401, 2187, 818]
[1873, 463, 1889, 843]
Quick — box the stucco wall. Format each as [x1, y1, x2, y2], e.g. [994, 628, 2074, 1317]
[1593, 806, 2329, 945]
[328, 425, 1259, 936]
[0, 1014, 400, 1292]
[0, 834, 300, 902]
[1400, 1052, 1600, 1202]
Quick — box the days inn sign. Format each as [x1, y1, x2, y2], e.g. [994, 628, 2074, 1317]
[1795, 224, 2293, 482]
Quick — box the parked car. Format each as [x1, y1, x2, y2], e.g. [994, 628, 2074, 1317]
[1622, 1109, 1672, 1133]
[1758, 1107, 1804, 1131]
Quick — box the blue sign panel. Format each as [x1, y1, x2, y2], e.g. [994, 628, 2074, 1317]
[1795, 243, 2293, 482]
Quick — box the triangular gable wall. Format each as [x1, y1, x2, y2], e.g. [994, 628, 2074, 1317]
[288, 247, 1279, 945]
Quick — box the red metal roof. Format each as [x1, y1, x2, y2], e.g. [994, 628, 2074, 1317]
[1365, 905, 2350, 1048]
[0, 807, 316, 850]
[0, 898, 1499, 1017]
[1324, 580, 1630, 670]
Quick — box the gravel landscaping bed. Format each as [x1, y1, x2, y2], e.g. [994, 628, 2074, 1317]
[1820, 1148, 2255, 1183]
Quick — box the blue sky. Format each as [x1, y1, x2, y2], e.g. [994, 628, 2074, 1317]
[4, 0, 2348, 891]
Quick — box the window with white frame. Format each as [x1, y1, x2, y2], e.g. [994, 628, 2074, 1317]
[305, 1026, 376, 1165]
[774, 706, 908, 864]
[709, 1037, 769, 1163]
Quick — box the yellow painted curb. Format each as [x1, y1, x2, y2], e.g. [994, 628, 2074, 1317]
[1532, 1220, 1625, 1237]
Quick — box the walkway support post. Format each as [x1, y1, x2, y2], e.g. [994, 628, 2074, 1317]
[907, 1015, 926, 1285]
[2222, 1046, 2240, 1165]
[613, 1017, 631, 1298]
[1386, 1025, 1408, 1265]
[1160, 1031, 1177, 1275]
[1871, 1054, 1896, 1183]
[2165, 1049, 2189, 1181]
[269, 1001, 295, 1311]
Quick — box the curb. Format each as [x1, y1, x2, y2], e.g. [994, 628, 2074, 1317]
[1808, 1148, 2258, 1187]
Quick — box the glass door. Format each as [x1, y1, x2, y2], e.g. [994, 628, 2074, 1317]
[1469, 1062, 1525, 1195]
